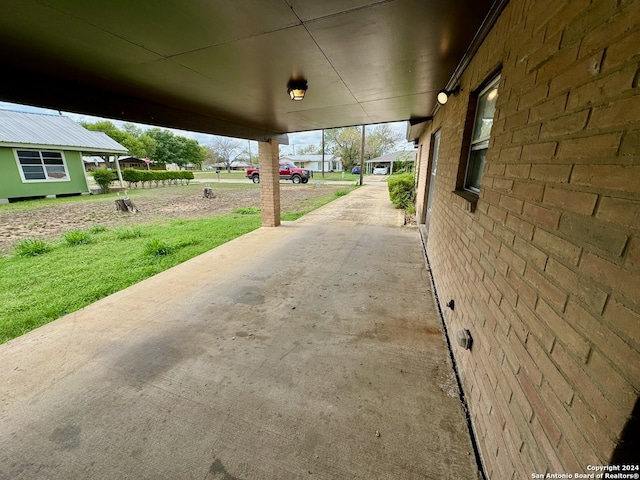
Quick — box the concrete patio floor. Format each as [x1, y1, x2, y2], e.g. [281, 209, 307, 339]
[0, 184, 481, 479]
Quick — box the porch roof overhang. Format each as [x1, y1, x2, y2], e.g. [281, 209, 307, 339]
[0, 0, 505, 142]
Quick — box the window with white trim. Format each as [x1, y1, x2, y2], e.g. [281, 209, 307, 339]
[465, 75, 499, 193]
[15, 150, 69, 182]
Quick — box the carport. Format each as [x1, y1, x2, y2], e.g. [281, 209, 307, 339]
[0, 1, 509, 478]
[0, 0, 503, 226]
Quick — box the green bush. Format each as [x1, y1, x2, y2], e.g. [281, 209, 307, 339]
[64, 230, 92, 246]
[14, 239, 51, 257]
[387, 173, 416, 211]
[91, 169, 117, 193]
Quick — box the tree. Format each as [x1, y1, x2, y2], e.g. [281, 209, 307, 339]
[146, 128, 183, 166]
[178, 137, 205, 169]
[365, 124, 402, 160]
[202, 146, 220, 166]
[210, 137, 243, 172]
[82, 121, 149, 159]
[297, 144, 320, 155]
[325, 127, 362, 171]
[146, 129, 205, 169]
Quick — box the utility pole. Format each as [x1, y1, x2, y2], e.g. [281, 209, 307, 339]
[321, 129, 325, 178]
[359, 125, 365, 186]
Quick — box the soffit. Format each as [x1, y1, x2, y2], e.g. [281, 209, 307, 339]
[0, 0, 496, 141]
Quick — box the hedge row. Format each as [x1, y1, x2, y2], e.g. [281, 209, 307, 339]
[122, 169, 194, 188]
[91, 169, 195, 193]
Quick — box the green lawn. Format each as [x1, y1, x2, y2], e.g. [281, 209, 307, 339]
[0, 187, 355, 344]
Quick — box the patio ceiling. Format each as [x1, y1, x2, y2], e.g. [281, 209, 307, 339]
[0, 0, 498, 141]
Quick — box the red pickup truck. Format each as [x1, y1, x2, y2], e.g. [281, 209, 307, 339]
[246, 161, 312, 184]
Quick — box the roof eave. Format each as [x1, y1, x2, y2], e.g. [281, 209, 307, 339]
[0, 141, 127, 154]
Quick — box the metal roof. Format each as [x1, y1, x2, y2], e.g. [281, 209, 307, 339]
[0, 0, 502, 142]
[365, 150, 416, 164]
[0, 110, 127, 154]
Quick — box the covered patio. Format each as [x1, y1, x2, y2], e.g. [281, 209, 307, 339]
[0, 185, 480, 479]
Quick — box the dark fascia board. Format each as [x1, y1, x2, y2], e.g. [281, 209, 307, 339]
[0, 64, 285, 143]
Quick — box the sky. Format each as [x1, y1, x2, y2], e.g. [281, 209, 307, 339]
[0, 101, 415, 157]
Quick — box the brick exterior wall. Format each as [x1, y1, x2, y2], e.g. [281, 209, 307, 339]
[415, 0, 640, 477]
[258, 140, 281, 227]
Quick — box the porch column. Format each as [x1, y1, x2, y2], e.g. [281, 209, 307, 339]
[258, 139, 280, 227]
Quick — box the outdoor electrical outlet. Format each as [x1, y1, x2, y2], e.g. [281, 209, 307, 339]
[456, 329, 473, 350]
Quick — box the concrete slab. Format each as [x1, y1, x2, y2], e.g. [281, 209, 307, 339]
[0, 184, 481, 479]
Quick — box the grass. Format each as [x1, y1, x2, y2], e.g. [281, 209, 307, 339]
[64, 230, 92, 246]
[0, 185, 356, 344]
[14, 239, 51, 257]
[0, 214, 262, 344]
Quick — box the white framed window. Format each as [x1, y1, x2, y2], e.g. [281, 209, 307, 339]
[464, 75, 500, 193]
[14, 149, 70, 182]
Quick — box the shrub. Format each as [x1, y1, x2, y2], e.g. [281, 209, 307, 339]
[64, 230, 92, 246]
[91, 169, 116, 193]
[387, 173, 416, 211]
[144, 238, 173, 256]
[14, 238, 51, 257]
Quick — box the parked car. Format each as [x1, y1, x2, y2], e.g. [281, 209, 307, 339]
[373, 166, 388, 175]
[245, 161, 311, 184]
[351, 166, 361, 174]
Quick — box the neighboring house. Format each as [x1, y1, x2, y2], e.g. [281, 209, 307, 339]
[207, 160, 252, 171]
[84, 156, 165, 172]
[0, 110, 127, 203]
[280, 154, 342, 172]
[364, 150, 416, 174]
[83, 156, 107, 171]
[119, 156, 147, 169]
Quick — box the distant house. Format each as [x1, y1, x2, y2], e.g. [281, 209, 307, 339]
[207, 160, 252, 171]
[0, 110, 127, 203]
[280, 154, 342, 172]
[364, 150, 416, 174]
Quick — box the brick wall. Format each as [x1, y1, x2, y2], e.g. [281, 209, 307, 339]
[415, 0, 640, 477]
[258, 140, 281, 227]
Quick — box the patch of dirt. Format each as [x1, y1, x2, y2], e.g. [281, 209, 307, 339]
[0, 183, 349, 254]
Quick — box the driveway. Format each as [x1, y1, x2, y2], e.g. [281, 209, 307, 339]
[0, 184, 481, 479]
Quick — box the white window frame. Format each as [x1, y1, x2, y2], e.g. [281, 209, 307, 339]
[464, 75, 500, 193]
[13, 149, 70, 183]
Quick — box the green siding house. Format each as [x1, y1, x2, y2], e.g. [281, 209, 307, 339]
[0, 110, 127, 203]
